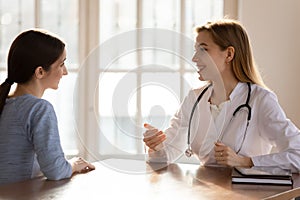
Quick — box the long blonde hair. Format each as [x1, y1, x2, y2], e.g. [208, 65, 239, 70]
[196, 19, 267, 88]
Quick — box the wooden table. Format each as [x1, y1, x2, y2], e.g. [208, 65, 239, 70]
[0, 158, 299, 200]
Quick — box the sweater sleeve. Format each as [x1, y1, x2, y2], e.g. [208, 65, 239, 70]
[29, 100, 72, 180]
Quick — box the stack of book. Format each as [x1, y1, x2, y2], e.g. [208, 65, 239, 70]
[231, 166, 293, 185]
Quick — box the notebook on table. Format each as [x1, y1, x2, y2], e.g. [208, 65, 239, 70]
[231, 166, 293, 185]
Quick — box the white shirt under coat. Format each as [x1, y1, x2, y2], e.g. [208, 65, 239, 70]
[149, 82, 300, 172]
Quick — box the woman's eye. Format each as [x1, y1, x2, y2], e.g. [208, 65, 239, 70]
[194, 46, 207, 53]
[200, 47, 207, 51]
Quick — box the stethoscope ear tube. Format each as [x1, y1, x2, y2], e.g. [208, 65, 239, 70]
[233, 83, 252, 121]
[185, 82, 251, 158]
[185, 83, 212, 157]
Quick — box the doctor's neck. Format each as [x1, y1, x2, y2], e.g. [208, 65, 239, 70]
[210, 80, 238, 106]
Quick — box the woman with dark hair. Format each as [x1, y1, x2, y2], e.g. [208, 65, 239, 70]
[143, 19, 300, 172]
[0, 29, 95, 185]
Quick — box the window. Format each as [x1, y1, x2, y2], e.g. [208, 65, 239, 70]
[96, 0, 224, 158]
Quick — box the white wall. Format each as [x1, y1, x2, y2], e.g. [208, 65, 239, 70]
[238, 0, 300, 127]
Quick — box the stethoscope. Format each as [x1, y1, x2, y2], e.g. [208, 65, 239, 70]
[185, 82, 252, 157]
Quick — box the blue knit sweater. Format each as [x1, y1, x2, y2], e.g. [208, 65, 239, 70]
[0, 94, 72, 185]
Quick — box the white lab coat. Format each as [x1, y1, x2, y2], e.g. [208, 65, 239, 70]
[149, 82, 300, 172]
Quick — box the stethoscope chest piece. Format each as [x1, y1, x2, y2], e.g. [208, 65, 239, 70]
[185, 146, 193, 157]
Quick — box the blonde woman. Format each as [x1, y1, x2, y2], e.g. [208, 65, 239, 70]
[143, 19, 300, 172]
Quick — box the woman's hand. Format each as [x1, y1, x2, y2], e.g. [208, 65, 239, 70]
[214, 142, 253, 167]
[69, 157, 95, 174]
[143, 123, 166, 151]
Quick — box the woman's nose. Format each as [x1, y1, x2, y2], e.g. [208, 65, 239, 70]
[192, 53, 198, 62]
[63, 66, 68, 75]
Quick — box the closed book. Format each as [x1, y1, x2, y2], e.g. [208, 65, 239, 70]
[232, 166, 293, 185]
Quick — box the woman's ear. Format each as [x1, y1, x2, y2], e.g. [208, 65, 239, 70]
[226, 46, 235, 63]
[34, 66, 46, 79]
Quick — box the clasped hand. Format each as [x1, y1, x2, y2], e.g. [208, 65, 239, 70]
[214, 142, 253, 167]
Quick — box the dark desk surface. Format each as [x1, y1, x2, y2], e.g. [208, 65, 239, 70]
[0, 158, 300, 200]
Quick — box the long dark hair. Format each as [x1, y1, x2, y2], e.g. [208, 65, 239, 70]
[0, 29, 65, 115]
